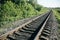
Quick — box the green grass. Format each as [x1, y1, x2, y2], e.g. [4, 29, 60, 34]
[53, 9, 60, 37]
[53, 9, 60, 23]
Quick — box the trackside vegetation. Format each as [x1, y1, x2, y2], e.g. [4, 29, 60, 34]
[0, 0, 48, 27]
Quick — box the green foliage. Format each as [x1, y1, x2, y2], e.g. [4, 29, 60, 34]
[1, 1, 20, 21]
[35, 4, 42, 11]
[56, 10, 60, 13]
[0, 0, 48, 27]
[53, 10, 60, 20]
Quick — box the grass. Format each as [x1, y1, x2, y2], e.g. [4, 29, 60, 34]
[53, 9, 60, 38]
[53, 9, 60, 23]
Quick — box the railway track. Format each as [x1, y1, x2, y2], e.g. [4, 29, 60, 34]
[0, 10, 57, 40]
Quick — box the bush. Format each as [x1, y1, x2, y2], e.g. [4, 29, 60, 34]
[0, 0, 42, 26]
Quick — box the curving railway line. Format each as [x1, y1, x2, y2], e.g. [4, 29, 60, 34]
[0, 10, 58, 40]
